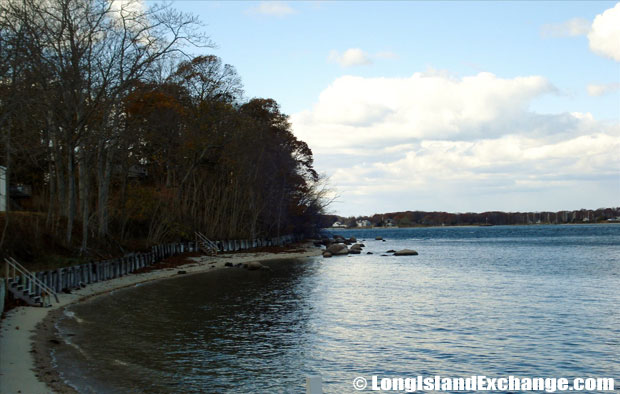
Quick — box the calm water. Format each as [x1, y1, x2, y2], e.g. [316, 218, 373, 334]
[55, 225, 620, 393]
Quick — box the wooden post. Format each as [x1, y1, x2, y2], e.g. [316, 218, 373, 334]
[61, 268, 67, 290]
[85, 263, 91, 283]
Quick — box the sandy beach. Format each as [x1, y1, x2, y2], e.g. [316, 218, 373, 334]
[0, 244, 321, 394]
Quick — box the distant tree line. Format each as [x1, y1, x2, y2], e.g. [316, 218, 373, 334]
[0, 0, 328, 257]
[323, 207, 620, 228]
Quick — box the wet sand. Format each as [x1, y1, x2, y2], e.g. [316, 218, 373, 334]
[0, 244, 321, 394]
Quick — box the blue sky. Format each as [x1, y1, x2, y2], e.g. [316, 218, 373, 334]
[166, 1, 619, 216]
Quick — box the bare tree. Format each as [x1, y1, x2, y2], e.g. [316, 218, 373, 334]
[0, 0, 211, 247]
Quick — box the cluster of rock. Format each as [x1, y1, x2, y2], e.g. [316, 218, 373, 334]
[315, 234, 418, 258]
[322, 242, 368, 257]
[314, 235, 418, 257]
[314, 235, 367, 258]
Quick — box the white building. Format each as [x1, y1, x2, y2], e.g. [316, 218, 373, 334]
[0, 166, 6, 212]
[331, 221, 347, 228]
[356, 219, 372, 228]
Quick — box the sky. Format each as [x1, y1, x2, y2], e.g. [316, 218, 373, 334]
[165, 1, 619, 217]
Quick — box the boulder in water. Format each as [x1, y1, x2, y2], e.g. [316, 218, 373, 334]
[327, 243, 349, 255]
[393, 249, 418, 256]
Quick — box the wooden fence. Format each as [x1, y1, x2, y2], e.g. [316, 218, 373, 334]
[1, 234, 300, 311]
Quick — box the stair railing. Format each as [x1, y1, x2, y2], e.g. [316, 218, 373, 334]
[4, 257, 59, 305]
[195, 232, 218, 256]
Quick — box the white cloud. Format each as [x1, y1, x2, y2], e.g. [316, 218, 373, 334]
[588, 2, 620, 61]
[541, 4, 620, 62]
[328, 48, 372, 67]
[587, 83, 620, 96]
[327, 49, 400, 67]
[541, 18, 590, 37]
[293, 72, 555, 149]
[109, 0, 144, 15]
[290, 72, 620, 215]
[247, 1, 295, 17]
[375, 51, 399, 60]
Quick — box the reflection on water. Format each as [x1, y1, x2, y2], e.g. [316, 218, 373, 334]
[56, 225, 620, 393]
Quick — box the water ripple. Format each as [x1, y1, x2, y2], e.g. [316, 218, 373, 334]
[55, 225, 620, 393]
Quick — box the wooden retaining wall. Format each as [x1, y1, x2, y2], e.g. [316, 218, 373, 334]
[1, 234, 300, 310]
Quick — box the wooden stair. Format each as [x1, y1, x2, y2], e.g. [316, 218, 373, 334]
[195, 232, 218, 256]
[4, 257, 59, 307]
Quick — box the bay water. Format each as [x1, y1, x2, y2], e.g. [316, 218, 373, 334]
[54, 225, 620, 393]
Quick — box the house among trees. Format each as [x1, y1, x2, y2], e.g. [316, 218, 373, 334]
[332, 221, 347, 228]
[356, 219, 372, 228]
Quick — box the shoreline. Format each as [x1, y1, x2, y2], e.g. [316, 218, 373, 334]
[0, 244, 322, 394]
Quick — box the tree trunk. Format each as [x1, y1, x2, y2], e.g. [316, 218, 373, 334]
[66, 144, 76, 244]
[78, 148, 89, 252]
[0, 123, 10, 249]
[46, 160, 56, 228]
[97, 143, 114, 238]
[52, 132, 66, 223]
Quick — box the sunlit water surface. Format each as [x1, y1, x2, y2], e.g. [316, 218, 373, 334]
[55, 225, 620, 393]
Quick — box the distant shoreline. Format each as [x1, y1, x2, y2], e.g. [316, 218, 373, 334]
[325, 222, 620, 231]
[324, 208, 619, 229]
[0, 245, 322, 394]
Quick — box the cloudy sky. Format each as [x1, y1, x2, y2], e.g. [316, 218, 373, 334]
[170, 1, 619, 216]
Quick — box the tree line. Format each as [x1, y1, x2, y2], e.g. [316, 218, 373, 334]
[0, 0, 327, 258]
[323, 207, 620, 228]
